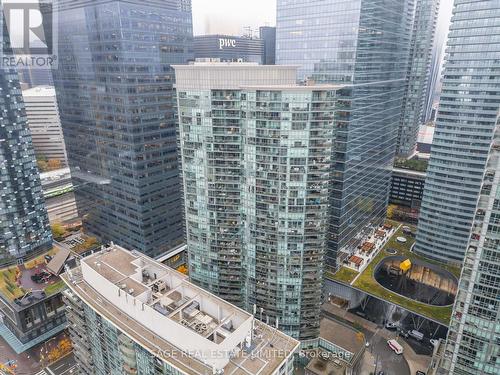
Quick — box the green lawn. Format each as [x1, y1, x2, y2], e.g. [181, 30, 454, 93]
[327, 266, 359, 284]
[394, 158, 428, 172]
[328, 221, 456, 325]
[0, 267, 24, 301]
[45, 279, 66, 296]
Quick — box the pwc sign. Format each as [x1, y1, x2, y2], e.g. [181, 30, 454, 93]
[219, 38, 236, 50]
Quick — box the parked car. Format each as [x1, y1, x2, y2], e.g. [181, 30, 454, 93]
[30, 271, 51, 283]
[416, 371, 426, 375]
[385, 322, 398, 330]
[409, 330, 424, 341]
[398, 328, 409, 338]
[387, 339, 403, 355]
[430, 339, 439, 347]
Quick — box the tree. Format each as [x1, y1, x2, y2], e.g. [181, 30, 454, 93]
[37, 158, 49, 172]
[51, 223, 66, 239]
[47, 159, 62, 170]
[58, 337, 72, 354]
[356, 331, 365, 342]
[387, 204, 397, 219]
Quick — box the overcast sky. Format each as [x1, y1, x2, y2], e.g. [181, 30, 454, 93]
[192, 0, 454, 37]
[192, 0, 276, 36]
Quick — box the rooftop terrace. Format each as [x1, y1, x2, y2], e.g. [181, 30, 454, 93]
[0, 248, 66, 307]
[327, 221, 460, 325]
[64, 245, 299, 374]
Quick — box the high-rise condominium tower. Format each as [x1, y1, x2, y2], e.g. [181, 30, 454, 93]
[276, 0, 414, 269]
[397, 0, 440, 157]
[62, 245, 299, 375]
[51, 0, 193, 257]
[414, 0, 500, 264]
[439, 129, 500, 374]
[0, 26, 52, 266]
[175, 62, 339, 339]
[423, 0, 452, 123]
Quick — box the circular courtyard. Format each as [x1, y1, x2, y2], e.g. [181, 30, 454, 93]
[374, 256, 457, 306]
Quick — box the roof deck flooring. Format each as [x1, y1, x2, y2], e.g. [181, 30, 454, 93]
[62, 271, 298, 375]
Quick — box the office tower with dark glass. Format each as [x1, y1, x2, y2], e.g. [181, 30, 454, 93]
[414, 0, 500, 264]
[175, 63, 339, 339]
[276, 0, 414, 269]
[259, 26, 276, 65]
[0, 27, 52, 266]
[18, 68, 53, 88]
[397, 0, 440, 157]
[51, 0, 193, 257]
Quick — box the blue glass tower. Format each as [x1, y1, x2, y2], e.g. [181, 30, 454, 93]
[276, 0, 414, 269]
[414, 0, 500, 264]
[51, 0, 193, 257]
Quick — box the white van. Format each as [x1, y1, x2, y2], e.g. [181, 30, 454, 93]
[387, 339, 403, 355]
[409, 330, 424, 341]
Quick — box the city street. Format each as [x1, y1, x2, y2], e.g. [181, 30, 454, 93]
[323, 303, 432, 375]
[45, 353, 77, 375]
[0, 331, 74, 375]
[365, 328, 410, 375]
[0, 335, 42, 374]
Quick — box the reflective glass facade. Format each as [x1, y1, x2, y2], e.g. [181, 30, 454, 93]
[397, 0, 440, 157]
[0, 25, 52, 265]
[259, 26, 276, 65]
[241, 89, 335, 339]
[440, 133, 500, 374]
[414, 0, 500, 263]
[276, 0, 414, 268]
[51, 0, 193, 257]
[175, 64, 337, 339]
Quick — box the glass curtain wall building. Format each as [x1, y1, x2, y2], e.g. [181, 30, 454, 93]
[423, 0, 450, 123]
[50, 0, 193, 257]
[175, 63, 338, 339]
[259, 26, 276, 65]
[0, 23, 52, 266]
[276, 0, 414, 269]
[414, 0, 500, 264]
[397, 0, 440, 157]
[439, 131, 500, 374]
